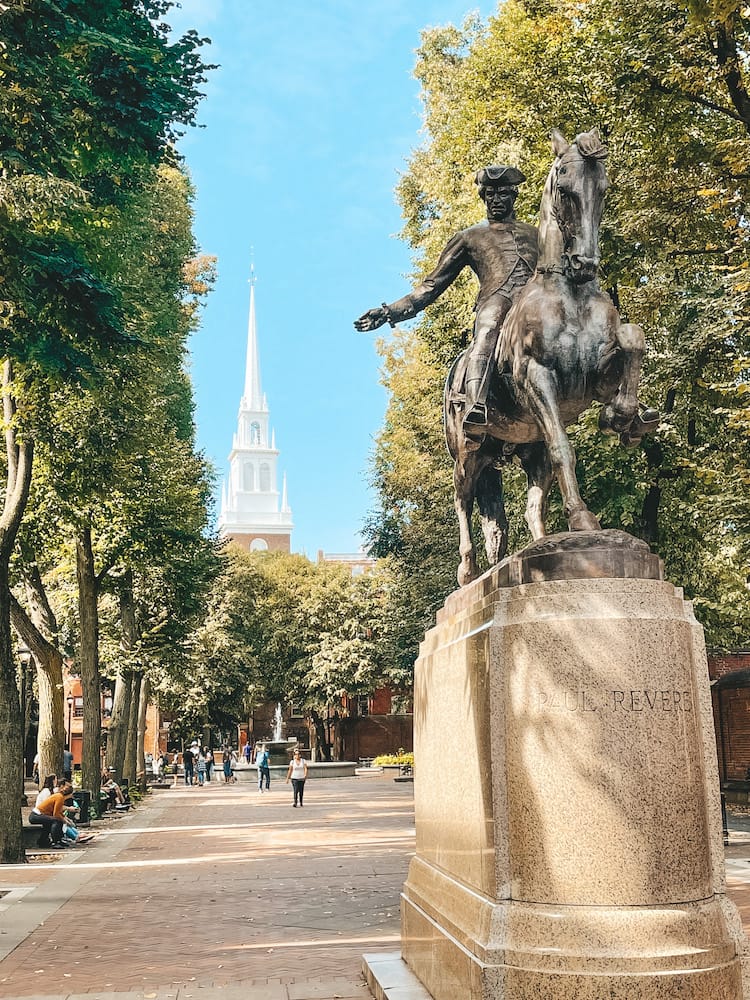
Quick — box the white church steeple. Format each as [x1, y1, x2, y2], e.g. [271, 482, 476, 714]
[243, 269, 263, 410]
[217, 269, 293, 552]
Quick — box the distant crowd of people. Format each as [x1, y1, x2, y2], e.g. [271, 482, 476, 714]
[173, 739, 309, 806]
[179, 742, 242, 785]
[27, 737, 312, 852]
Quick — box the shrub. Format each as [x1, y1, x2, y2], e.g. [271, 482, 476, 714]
[372, 751, 414, 767]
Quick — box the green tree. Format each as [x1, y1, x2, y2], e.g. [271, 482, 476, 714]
[0, 2, 212, 859]
[191, 549, 402, 760]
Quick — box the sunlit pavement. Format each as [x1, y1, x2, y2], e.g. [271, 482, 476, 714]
[2, 783, 750, 1000]
[0, 774, 414, 1000]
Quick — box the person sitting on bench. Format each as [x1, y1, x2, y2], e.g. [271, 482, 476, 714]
[29, 781, 73, 848]
[101, 768, 129, 809]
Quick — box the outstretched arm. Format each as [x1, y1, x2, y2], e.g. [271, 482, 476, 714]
[354, 232, 467, 331]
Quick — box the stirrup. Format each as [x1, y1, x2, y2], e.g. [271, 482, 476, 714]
[463, 401, 488, 429]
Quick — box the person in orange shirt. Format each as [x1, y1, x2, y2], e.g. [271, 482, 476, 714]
[29, 781, 73, 848]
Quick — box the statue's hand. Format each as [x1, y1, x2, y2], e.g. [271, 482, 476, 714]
[354, 307, 388, 332]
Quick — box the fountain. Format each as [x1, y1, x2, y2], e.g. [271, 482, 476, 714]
[233, 702, 358, 781]
[261, 702, 297, 765]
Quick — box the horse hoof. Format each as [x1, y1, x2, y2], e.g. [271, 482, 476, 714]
[568, 510, 600, 532]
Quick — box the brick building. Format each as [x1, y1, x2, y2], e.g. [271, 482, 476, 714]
[709, 650, 750, 784]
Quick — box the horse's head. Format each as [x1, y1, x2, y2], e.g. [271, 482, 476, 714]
[549, 128, 608, 284]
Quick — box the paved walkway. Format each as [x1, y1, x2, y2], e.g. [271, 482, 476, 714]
[0, 774, 413, 1000]
[2, 776, 750, 1000]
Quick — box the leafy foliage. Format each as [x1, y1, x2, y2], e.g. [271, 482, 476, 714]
[187, 548, 407, 733]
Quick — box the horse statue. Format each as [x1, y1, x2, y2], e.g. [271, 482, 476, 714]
[444, 128, 659, 585]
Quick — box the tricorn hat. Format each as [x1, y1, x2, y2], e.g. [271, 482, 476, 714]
[475, 164, 526, 188]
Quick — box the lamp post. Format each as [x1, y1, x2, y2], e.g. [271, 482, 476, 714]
[66, 695, 74, 747]
[17, 644, 31, 805]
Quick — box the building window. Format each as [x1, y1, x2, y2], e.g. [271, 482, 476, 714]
[355, 694, 370, 717]
[289, 700, 304, 718]
[250, 421, 261, 445]
[250, 538, 268, 552]
[259, 463, 271, 491]
[73, 696, 83, 718]
[243, 462, 255, 491]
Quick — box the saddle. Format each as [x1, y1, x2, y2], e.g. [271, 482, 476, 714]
[446, 350, 518, 419]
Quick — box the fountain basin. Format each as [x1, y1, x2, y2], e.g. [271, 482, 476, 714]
[232, 761, 357, 781]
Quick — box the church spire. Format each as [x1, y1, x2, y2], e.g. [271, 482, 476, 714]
[243, 264, 264, 410]
[217, 261, 293, 553]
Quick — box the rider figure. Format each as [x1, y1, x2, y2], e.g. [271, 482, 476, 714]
[355, 165, 538, 447]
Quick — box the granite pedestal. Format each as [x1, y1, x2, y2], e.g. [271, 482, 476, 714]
[396, 531, 748, 999]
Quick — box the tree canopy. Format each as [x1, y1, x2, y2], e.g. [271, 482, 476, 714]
[0, 0, 214, 860]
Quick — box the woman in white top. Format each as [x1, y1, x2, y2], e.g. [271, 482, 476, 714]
[34, 774, 56, 809]
[285, 748, 308, 807]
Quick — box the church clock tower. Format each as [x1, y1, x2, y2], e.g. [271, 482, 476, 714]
[217, 271, 293, 552]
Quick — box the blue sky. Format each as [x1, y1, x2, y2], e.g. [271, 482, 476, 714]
[170, 1, 495, 556]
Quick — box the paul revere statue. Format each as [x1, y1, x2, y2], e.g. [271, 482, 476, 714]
[355, 165, 537, 447]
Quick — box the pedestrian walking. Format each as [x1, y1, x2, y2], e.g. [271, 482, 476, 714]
[196, 748, 206, 785]
[62, 745, 73, 781]
[285, 748, 308, 807]
[222, 747, 235, 783]
[183, 745, 194, 786]
[204, 746, 214, 782]
[256, 743, 270, 792]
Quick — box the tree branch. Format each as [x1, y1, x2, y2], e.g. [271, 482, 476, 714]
[713, 19, 750, 134]
[10, 592, 59, 664]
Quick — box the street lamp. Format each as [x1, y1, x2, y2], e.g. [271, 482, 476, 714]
[66, 695, 74, 746]
[17, 644, 32, 806]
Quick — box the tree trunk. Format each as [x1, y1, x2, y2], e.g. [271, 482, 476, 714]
[332, 713, 343, 762]
[115, 570, 140, 784]
[137, 675, 150, 791]
[10, 595, 66, 783]
[35, 653, 65, 782]
[76, 525, 102, 808]
[0, 564, 24, 862]
[0, 360, 35, 863]
[107, 667, 133, 782]
[309, 709, 331, 761]
[124, 670, 142, 784]
[14, 545, 65, 781]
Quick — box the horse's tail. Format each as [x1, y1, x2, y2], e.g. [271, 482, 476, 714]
[443, 349, 469, 460]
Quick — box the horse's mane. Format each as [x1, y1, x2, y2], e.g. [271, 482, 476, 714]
[573, 129, 608, 161]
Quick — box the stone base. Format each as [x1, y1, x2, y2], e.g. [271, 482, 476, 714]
[400, 531, 748, 999]
[402, 876, 742, 999]
[363, 951, 431, 999]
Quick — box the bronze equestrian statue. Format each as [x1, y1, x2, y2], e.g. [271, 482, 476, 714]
[355, 164, 537, 448]
[356, 128, 659, 586]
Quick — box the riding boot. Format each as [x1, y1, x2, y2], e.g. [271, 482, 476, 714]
[463, 355, 491, 448]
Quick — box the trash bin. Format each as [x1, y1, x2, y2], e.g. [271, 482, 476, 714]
[76, 789, 92, 826]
